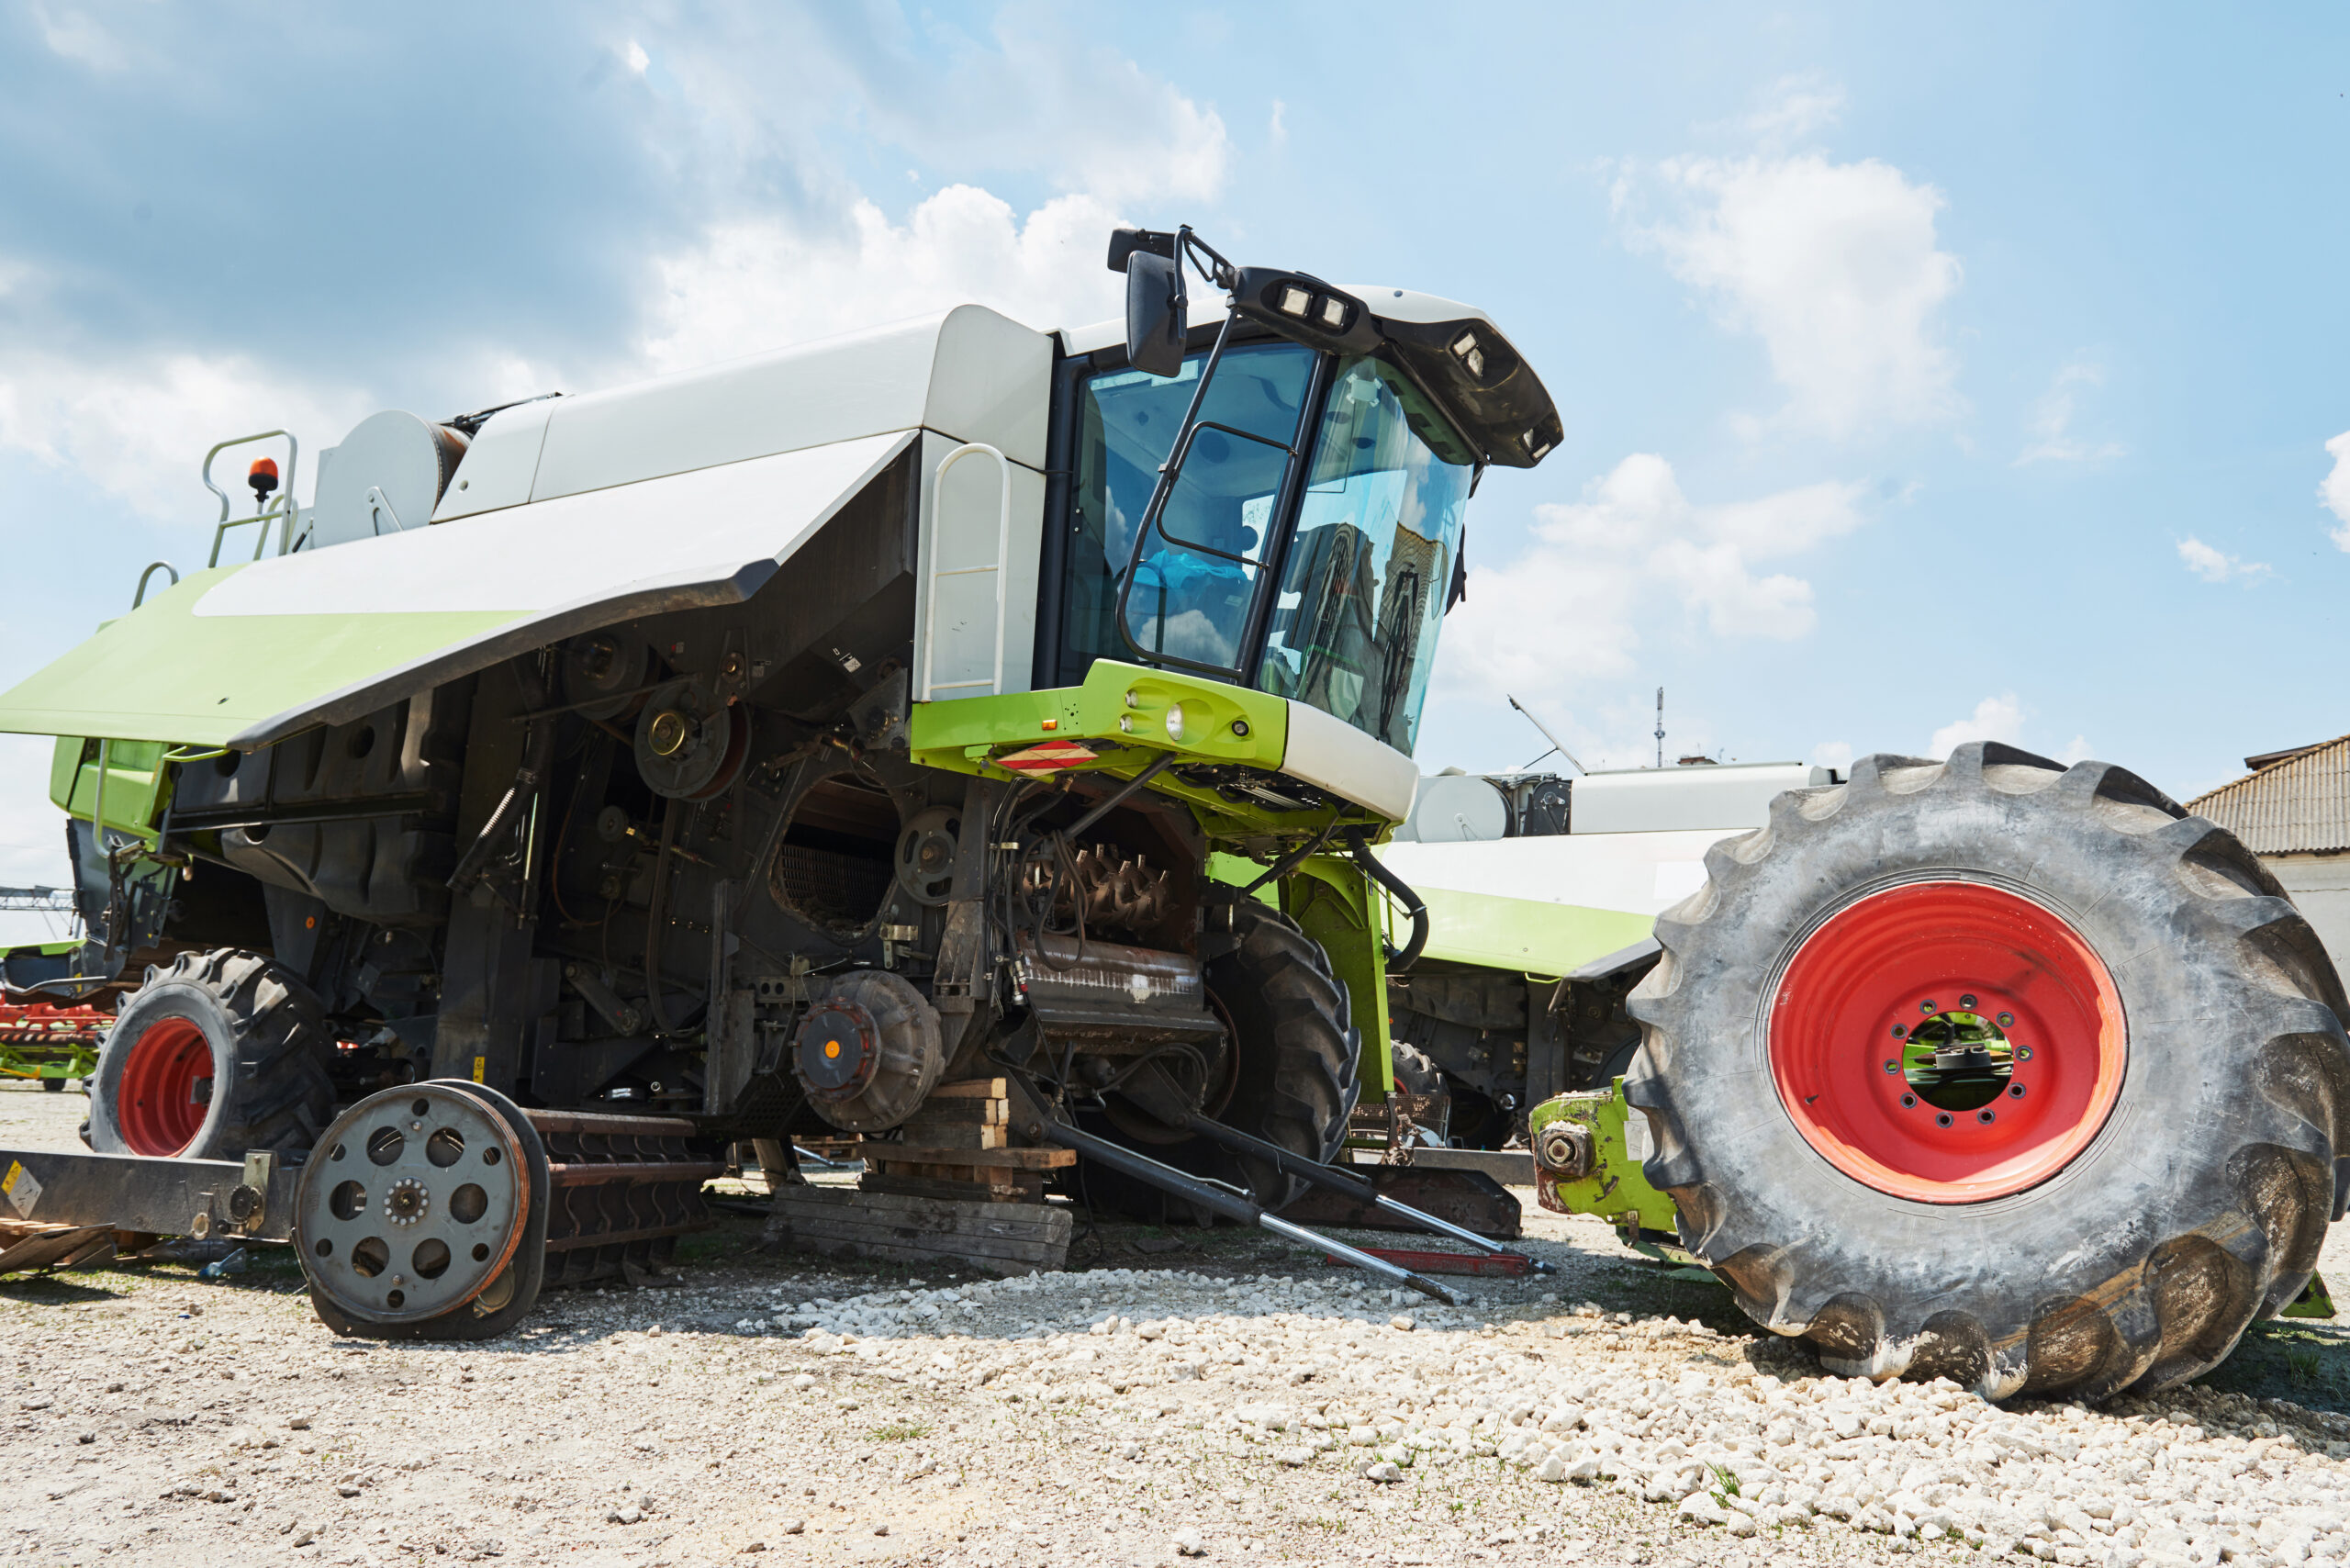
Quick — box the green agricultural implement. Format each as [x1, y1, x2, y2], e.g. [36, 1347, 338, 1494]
[0, 223, 2339, 1399]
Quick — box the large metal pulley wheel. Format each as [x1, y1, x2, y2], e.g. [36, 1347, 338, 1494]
[634, 677, 749, 800]
[893, 806, 962, 906]
[294, 1081, 549, 1340]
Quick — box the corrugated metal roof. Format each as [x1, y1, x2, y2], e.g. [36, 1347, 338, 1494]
[2187, 733, 2350, 855]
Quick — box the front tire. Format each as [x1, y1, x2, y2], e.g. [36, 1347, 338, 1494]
[1626, 743, 2350, 1402]
[89, 950, 339, 1160]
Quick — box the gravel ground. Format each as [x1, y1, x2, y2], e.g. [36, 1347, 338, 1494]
[4, 1083, 2349, 1568]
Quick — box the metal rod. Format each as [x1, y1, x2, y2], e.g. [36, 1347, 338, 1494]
[1181, 1111, 1550, 1269]
[1032, 1115, 1464, 1305]
[1062, 751, 1178, 841]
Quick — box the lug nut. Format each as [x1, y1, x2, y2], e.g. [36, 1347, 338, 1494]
[1960, 993, 1978, 1010]
[1977, 1109, 1997, 1124]
[1900, 1092, 1918, 1108]
[1919, 1000, 1937, 1014]
[1891, 1024, 1908, 1039]
[2009, 1083, 2027, 1098]
[1935, 1112, 1953, 1127]
[1996, 1012, 2015, 1028]
[1883, 1059, 1899, 1073]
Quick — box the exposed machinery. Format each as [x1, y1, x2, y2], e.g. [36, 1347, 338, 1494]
[0, 221, 2340, 1403]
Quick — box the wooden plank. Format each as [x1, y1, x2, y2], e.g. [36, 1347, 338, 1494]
[861, 1171, 1044, 1205]
[867, 1144, 1073, 1169]
[886, 1116, 1007, 1151]
[927, 1079, 1008, 1100]
[763, 1186, 1070, 1276]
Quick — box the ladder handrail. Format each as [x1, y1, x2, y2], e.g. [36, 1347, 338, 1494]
[201, 431, 300, 567]
[920, 442, 1013, 702]
[131, 562, 180, 609]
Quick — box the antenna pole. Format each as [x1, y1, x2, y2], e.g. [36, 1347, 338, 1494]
[1506, 696, 1586, 776]
[1655, 687, 1665, 768]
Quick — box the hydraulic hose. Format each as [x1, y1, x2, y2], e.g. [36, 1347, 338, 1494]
[1347, 830, 1428, 972]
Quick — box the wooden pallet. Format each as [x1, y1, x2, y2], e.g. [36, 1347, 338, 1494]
[764, 1186, 1071, 1276]
[856, 1080, 1069, 1204]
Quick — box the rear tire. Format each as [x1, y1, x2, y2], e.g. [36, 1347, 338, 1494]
[1626, 744, 2350, 1402]
[89, 950, 339, 1160]
[1077, 898, 1360, 1215]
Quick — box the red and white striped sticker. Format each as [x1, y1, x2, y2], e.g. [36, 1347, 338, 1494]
[994, 739, 1104, 772]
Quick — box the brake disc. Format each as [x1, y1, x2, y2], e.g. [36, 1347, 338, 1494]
[295, 1082, 533, 1326]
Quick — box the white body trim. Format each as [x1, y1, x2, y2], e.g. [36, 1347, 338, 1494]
[1278, 700, 1419, 822]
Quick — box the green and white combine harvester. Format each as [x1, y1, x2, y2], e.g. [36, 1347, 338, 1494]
[0, 226, 2338, 1398]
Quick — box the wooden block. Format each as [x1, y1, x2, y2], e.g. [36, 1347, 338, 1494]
[861, 1170, 1046, 1205]
[928, 1079, 1008, 1100]
[764, 1186, 1070, 1275]
[892, 1113, 1007, 1151]
[871, 1144, 1075, 1170]
[903, 1097, 1007, 1126]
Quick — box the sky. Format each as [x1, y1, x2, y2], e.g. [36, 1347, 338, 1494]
[2, 2, 2348, 926]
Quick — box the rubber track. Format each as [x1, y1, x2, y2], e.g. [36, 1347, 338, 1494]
[1623, 741, 2350, 1402]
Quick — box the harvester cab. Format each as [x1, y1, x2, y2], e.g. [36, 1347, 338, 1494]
[0, 224, 1564, 1330]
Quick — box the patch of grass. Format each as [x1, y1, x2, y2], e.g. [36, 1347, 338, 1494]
[867, 1420, 931, 1442]
[2191, 1319, 2350, 1417]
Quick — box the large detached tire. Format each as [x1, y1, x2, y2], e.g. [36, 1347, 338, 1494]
[1078, 899, 1360, 1216]
[1626, 743, 2350, 1403]
[89, 950, 339, 1160]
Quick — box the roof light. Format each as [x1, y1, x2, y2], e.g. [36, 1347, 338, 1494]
[1525, 429, 1553, 461]
[1449, 330, 1487, 381]
[247, 457, 280, 499]
[1277, 285, 1313, 318]
[1316, 295, 1348, 330]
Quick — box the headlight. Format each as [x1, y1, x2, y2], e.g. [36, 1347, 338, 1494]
[1164, 703, 1187, 743]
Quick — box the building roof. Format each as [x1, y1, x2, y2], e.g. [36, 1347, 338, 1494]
[2188, 733, 2350, 855]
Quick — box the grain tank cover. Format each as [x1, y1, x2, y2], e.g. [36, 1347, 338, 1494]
[0, 305, 1053, 750]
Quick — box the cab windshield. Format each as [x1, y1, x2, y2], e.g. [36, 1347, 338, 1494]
[1255, 357, 1472, 754]
[1058, 340, 1473, 756]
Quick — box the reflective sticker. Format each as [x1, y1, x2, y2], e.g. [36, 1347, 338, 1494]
[994, 740, 1105, 772]
[2, 1159, 41, 1219]
[472, 1056, 487, 1084]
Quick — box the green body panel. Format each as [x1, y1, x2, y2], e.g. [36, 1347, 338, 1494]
[1279, 857, 1395, 1099]
[908, 659, 1394, 843]
[0, 1040, 100, 1085]
[50, 736, 173, 841]
[0, 566, 519, 749]
[1530, 1082, 1688, 1260]
[1410, 883, 1656, 979]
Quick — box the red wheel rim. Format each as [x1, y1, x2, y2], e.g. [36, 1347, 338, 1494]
[117, 1016, 213, 1157]
[1768, 881, 2125, 1204]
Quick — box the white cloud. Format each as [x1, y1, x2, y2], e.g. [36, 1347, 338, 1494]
[2321, 430, 2350, 551]
[2018, 361, 2124, 464]
[1929, 694, 2024, 758]
[2056, 734, 2095, 766]
[1434, 454, 1867, 711]
[35, 6, 126, 72]
[1269, 100, 1287, 147]
[1618, 146, 1962, 438]
[2176, 535, 2270, 584]
[0, 336, 374, 522]
[624, 39, 650, 75]
[1739, 78, 1846, 145]
[1811, 740, 1854, 772]
[641, 186, 1126, 374]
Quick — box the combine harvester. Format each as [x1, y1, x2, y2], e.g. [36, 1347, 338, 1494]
[0, 225, 2337, 1401]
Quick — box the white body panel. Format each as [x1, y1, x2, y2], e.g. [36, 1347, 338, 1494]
[1382, 828, 1743, 921]
[1280, 700, 1419, 822]
[431, 399, 555, 522]
[521, 307, 1051, 504]
[1570, 762, 1829, 834]
[912, 431, 1046, 700]
[194, 431, 916, 620]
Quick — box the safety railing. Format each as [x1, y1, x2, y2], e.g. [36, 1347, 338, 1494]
[201, 430, 300, 568]
[919, 442, 1013, 702]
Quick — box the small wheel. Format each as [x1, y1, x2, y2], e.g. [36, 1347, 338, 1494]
[295, 1081, 549, 1341]
[88, 950, 336, 1159]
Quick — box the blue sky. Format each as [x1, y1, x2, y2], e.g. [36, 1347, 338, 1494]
[3, 2, 2347, 911]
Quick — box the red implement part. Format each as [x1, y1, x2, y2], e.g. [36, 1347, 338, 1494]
[0, 1002, 108, 1046]
[1323, 1247, 1534, 1278]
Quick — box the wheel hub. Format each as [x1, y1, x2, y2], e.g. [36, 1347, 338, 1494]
[115, 1015, 213, 1157]
[1767, 879, 2125, 1204]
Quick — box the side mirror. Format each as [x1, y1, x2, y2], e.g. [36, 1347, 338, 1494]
[1125, 252, 1187, 378]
